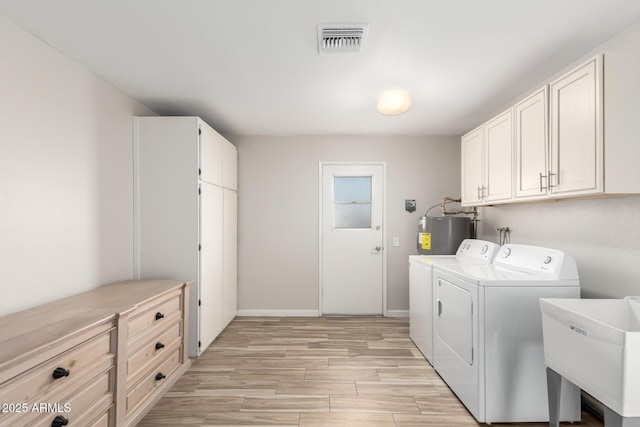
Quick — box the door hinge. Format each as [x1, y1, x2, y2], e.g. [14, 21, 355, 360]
[198, 299, 201, 306]
[198, 168, 202, 176]
[199, 128, 202, 135]
[199, 187, 201, 195]
[198, 340, 201, 348]
[199, 244, 201, 251]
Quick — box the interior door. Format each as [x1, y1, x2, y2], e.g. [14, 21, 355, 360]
[199, 182, 223, 355]
[321, 163, 384, 315]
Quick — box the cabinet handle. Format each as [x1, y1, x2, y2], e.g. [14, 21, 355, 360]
[52, 367, 70, 379]
[482, 186, 487, 199]
[51, 415, 69, 427]
[539, 172, 547, 192]
[155, 342, 165, 350]
[155, 372, 166, 381]
[437, 299, 443, 317]
[477, 186, 482, 200]
[548, 171, 557, 188]
[155, 312, 165, 320]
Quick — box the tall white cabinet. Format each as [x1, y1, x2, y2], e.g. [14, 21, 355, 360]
[134, 116, 238, 357]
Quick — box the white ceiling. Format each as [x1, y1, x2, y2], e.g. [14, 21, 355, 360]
[2, 0, 640, 137]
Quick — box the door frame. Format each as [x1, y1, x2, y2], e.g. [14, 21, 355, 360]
[318, 161, 387, 316]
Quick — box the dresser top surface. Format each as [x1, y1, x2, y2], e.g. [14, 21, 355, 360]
[0, 280, 189, 375]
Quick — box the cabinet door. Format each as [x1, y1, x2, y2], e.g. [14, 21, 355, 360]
[549, 56, 602, 196]
[222, 189, 237, 327]
[515, 87, 548, 199]
[199, 183, 223, 355]
[483, 109, 513, 203]
[199, 121, 223, 186]
[222, 139, 238, 191]
[461, 127, 483, 205]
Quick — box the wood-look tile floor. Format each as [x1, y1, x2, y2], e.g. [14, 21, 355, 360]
[138, 317, 603, 427]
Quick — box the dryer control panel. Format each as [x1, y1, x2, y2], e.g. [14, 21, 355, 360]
[493, 244, 579, 280]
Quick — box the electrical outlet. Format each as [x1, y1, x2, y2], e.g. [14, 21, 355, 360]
[393, 237, 400, 247]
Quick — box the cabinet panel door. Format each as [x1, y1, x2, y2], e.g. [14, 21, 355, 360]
[515, 87, 548, 199]
[549, 56, 602, 196]
[461, 127, 483, 205]
[199, 183, 223, 355]
[222, 139, 238, 191]
[199, 121, 223, 186]
[222, 189, 237, 327]
[484, 109, 513, 202]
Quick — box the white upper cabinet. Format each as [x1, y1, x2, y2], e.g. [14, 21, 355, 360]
[515, 87, 548, 200]
[461, 109, 513, 206]
[463, 32, 640, 206]
[222, 138, 238, 191]
[483, 109, 513, 203]
[199, 120, 223, 186]
[461, 126, 484, 205]
[549, 56, 602, 196]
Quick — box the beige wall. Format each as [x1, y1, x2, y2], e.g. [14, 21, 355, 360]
[0, 18, 154, 316]
[476, 196, 640, 298]
[232, 135, 460, 315]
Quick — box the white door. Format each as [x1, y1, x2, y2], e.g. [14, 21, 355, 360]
[483, 109, 513, 203]
[199, 182, 223, 355]
[320, 163, 384, 315]
[515, 87, 548, 200]
[461, 127, 484, 205]
[549, 55, 602, 196]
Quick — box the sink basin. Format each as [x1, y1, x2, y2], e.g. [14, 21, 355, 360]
[540, 297, 640, 417]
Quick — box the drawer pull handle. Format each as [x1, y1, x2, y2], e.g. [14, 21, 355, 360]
[52, 367, 70, 379]
[51, 415, 69, 427]
[155, 372, 166, 381]
[155, 342, 165, 350]
[155, 312, 165, 320]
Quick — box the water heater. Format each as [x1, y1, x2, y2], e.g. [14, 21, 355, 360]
[417, 216, 471, 255]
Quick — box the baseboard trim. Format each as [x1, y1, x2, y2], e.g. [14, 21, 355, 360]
[236, 309, 320, 317]
[387, 310, 409, 318]
[236, 309, 409, 318]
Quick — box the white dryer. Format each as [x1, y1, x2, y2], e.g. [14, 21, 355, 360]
[409, 239, 499, 364]
[432, 244, 581, 423]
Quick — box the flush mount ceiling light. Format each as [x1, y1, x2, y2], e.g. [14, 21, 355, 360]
[376, 90, 411, 115]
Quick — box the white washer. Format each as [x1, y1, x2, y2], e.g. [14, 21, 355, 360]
[409, 239, 499, 364]
[433, 244, 581, 423]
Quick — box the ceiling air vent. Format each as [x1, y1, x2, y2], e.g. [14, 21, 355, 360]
[317, 24, 368, 54]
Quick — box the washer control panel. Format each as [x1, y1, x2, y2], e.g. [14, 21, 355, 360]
[456, 239, 499, 261]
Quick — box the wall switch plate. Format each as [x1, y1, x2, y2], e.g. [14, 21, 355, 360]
[393, 237, 400, 247]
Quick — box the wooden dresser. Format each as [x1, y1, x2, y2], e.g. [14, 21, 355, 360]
[0, 280, 191, 427]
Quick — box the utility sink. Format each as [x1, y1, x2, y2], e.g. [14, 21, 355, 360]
[540, 297, 640, 417]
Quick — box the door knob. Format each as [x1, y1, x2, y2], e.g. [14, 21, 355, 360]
[374, 246, 381, 251]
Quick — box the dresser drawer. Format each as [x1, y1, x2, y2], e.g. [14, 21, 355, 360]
[91, 411, 110, 427]
[127, 320, 181, 382]
[0, 329, 113, 411]
[127, 295, 181, 341]
[126, 349, 180, 415]
[30, 368, 113, 427]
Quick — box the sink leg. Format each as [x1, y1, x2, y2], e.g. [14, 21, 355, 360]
[546, 367, 561, 427]
[604, 407, 640, 427]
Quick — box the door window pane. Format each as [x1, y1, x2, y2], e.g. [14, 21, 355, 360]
[334, 176, 372, 228]
[334, 177, 371, 202]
